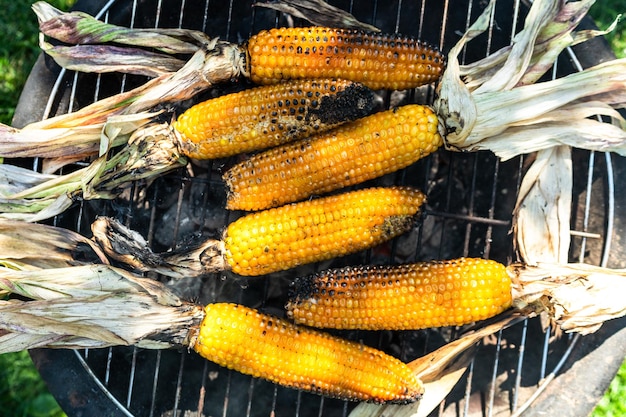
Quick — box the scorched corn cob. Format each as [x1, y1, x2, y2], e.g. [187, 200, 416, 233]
[246, 27, 445, 90]
[173, 79, 376, 159]
[224, 104, 442, 210]
[286, 258, 512, 330]
[191, 303, 423, 403]
[215, 186, 426, 276]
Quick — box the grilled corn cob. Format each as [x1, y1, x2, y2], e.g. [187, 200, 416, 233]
[191, 303, 423, 403]
[173, 79, 376, 159]
[286, 258, 512, 330]
[245, 27, 445, 90]
[224, 104, 442, 210]
[214, 186, 425, 276]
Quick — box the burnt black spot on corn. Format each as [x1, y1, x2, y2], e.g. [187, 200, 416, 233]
[192, 303, 424, 403]
[173, 79, 376, 159]
[246, 27, 445, 90]
[286, 258, 513, 330]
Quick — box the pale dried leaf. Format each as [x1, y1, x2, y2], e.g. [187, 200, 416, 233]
[34, 1, 202, 54]
[40, 41, 185, 77]
[510, 263, 626, 334]
[0, 264, 178, 303]
[513, 146, 571, 264]
[91, 216, 223, 278]
[0, 220, 107, 268]
[0, 294, 203, 352]
[254, 0, 379, 32]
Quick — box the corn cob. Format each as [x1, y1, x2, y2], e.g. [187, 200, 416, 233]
[245, 27, 445, 90]
[215, 186, 425, 276]
[224, 104, 442, 211]
[172, 79, 376, 159]
[286, 258, 513, 330]
[191, 303, 423, 403]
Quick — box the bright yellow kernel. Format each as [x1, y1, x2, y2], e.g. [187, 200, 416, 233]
[222, 187, 425, 276]
[247, 27, 445, 90]
[193, 303, 422, 403]
[224, 105, 442, 211]
[286, 258, 513, 330]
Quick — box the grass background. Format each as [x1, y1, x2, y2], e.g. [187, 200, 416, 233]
[0, 1, 624, 416]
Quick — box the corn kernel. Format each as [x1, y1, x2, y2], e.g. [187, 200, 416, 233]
[246, 27, 445, 90]
[224, 104, 442, 211]
[223, 187, 425, 276]
[286, 258, 512, 330]
[193, 303, 423, 403]
[173, 79, 376, 159]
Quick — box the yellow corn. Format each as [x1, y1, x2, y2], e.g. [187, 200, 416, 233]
[192, 303, 423, 403]
[219, 186, 425, 276]
[224, 104, 442, 211]
[246, 27, 445, 90]
[172, 79, 376, 159]
[286, 258, 513, 330]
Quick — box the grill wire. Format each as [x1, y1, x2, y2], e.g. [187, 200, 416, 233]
[22, 0, 620, 416]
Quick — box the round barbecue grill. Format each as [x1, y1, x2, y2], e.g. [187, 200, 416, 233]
[14, 0, 626, 416]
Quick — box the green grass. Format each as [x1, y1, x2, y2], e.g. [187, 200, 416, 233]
[0, 351, 65, 417]
[592, 357, 626, 417]
[589, 1, 626, 59]
[0, 2, 624, 417]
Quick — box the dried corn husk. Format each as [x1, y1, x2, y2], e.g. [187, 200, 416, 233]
[34, 1, 212, 75]
[0, 264, 203, 353]
[434, 0, 626, 157]
[91, 216, 222, 279]
[513, 146, 572, 265]
[254, 0, 379, 32]
[0, 123, 186, 221]
[510, 262, 626, 335]
[0, 219, 107, 271]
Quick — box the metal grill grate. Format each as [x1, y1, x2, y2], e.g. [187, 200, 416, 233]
[17, 0, 626, 416]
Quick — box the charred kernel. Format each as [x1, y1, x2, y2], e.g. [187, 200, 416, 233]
[286, 258, 513, 330]
[222, 187, 425, 276]
[173, 79, 376, 159]
[246, 27, 445, 90]
[224, 105, 442, 211]
[193, 303, 423, 403]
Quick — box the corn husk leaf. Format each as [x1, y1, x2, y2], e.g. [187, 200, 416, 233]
[0, 111, 154, 160]
[0, 123, 186, 221]
[34, 1, 244, 81]
[460, 0, 596, 91]
[91, 216, 221, 278]
[0, 264, 176, 303]
[513, 146, 572, 265]
[0, 219, 107, 271]
[34, 2, 202, 54]
[254, 0, 379, 32]
[40, 42, 186, 77]
[34, 1, 209, 76]
[435, 0, 626, 159]
[0, 164, 57, 196]
[510, 262, 626, 335]
[0, 264, 203, 353]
